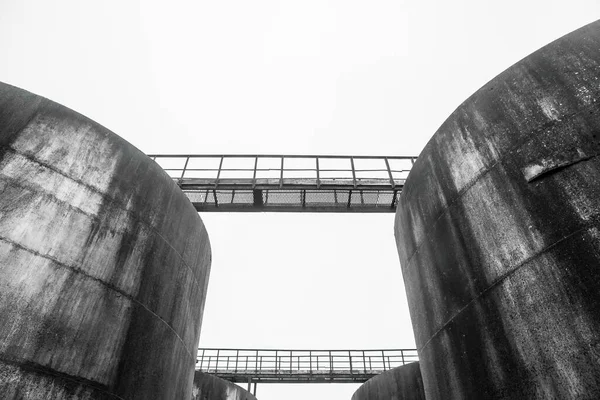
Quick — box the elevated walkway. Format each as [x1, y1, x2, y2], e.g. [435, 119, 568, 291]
[149, 155, 416, 212]
[196, 348, 418, 384]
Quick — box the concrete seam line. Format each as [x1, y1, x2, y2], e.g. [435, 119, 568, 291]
[0, 235, 197, 362]
[418, 222, 594, 352]
[0, 144, 207, 287]
[0, 170, 203, 358]
[400, 100, 600, 268]
[0, 170, 206, 294]
[0, 355, 126, 400]
[0, 173, 120, 235]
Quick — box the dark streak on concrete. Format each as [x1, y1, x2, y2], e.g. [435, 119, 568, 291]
[395, 20, 600, 400]
[0, 356, 121, 400]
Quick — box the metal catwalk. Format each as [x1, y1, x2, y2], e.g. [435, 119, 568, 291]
[196, 348, 419, 384]
[149, 154, 416, 212]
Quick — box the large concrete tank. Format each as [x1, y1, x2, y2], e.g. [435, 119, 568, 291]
[395, 20, 600, 399]
[351, 363, 425, 400]
[192, 372, 257, 400]
[0, 82, 211, 399]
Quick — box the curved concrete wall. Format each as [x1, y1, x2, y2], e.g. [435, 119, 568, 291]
[351, 363, 425, 400]
[0, 82, 211, 399]
[192, 372, 257, 400]
[395, 20, 600, 399]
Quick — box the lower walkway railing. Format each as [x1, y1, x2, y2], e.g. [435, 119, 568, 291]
[196, 348, 418, 384]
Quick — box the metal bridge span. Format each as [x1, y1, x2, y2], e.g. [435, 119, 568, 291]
[196, 348, 419, 395]
[154, 157, 421, 392]
[149, 154, 416, 212]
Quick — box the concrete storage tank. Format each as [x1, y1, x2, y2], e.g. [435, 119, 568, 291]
[351, 362, 425, 400]
[395, 20, 600, 399]
[0, 82, 211, 399]
[192, 372, 257, 400]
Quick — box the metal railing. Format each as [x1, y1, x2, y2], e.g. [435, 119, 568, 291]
[149, 154, 417, 212]
[196, 348, 418, 383]
[148, 154, 416, 186]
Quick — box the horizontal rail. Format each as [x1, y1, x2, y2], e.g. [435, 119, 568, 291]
[149, 154, 417, 159]
[198, 347, 418, 352]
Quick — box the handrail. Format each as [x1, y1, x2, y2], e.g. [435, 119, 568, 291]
[148, 154, 415, 183]
[149, 154, 416, 159]
[198, 347, 418, 352]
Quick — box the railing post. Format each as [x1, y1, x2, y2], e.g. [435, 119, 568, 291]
[216, 349, 220, 371]
[279, 156, 284, 188]
[200, 348, 205, 371]
[316, 157, 320, 188]
[382, 350, 386, 371]
[253, 156, 258, 188]
[309, 351, 312, 374]
[235, 350, 239, 373]
[329, 351, 333, 374]
[349, 351, 353, 374]
[290, 350, 293, 374]
[350, 157, 357, 188]
[384, 157, 395, 188]
[215, 156, 224, 188]
[362, 350, 366, 372]
[401, 350, 405, 365]
[180, 156, 190, 183]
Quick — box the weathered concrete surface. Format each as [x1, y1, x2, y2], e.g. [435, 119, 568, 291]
[351, 362, 425, 400]
[192, 372, 257, 400]
[0, 82, 211, 399]
[395, 20, 600, 400]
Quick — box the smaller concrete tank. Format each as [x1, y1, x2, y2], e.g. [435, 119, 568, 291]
[351, 363, 425, 400]
[192, 372, 257, 400]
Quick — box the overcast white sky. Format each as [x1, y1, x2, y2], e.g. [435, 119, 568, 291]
[0, 1, 598, 399]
